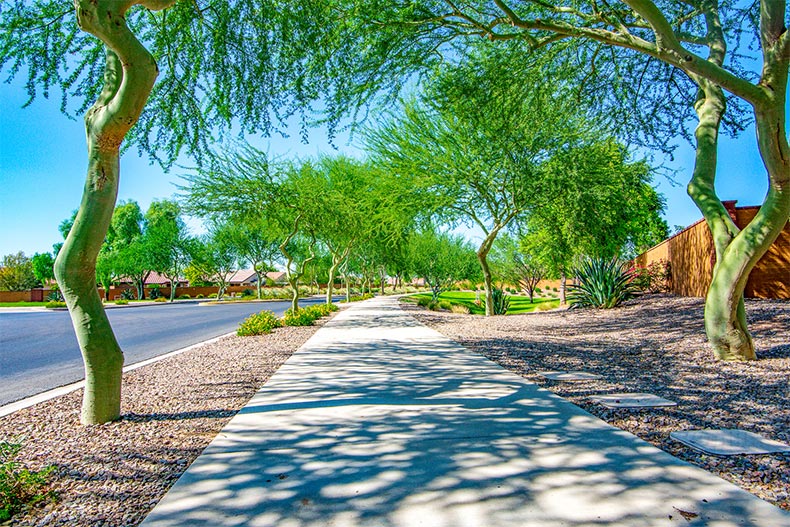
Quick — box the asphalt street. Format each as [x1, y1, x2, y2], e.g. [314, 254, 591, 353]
[0, 297, 328, 406]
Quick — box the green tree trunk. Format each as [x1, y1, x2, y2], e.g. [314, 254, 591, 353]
[689, 74, 790, 360]
[53, 0, 173, 424]
[477, 227, 502, 317]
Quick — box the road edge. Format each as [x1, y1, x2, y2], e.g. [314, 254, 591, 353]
[0, 332, 236, 418]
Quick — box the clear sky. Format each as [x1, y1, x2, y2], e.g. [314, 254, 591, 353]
[0, 73, 773, 258]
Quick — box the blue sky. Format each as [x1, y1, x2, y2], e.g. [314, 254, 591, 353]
[0, 75, 773, 258]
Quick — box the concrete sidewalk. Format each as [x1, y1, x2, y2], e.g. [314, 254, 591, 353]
[141, 296, 789, 527]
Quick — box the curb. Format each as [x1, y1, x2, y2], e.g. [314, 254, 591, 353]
[0, 332, 236, 418]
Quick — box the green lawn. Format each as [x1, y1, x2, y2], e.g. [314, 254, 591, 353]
[408, 291, 560, 315]
[0, 301, 49, 307]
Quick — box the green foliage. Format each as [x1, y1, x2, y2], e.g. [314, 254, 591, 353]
[46, 285, 63, 302]
[114, 299, 129, 305]
[237, 311, 282, 336]
[119, 289, 135, 300]
[148, 285, 162, 299]
[242, 288, 255, 297]
[196, 294, 205, 299]
[437, 300, 453, 310]
[407, 230, 479, 301]
[0, 439, 55, 521]
[568, 258, 638, 309]
[31, 252, 55, 285]
[0, 252, 38, 291]
[484, 287, 511, 315]
[416, 296, 433, 308]
[282, 308, 319, 327]
[340, 293, 375, 303]
[632, 260, 672, 293]
[154, 297, 167, 303]
[44, 301, 66, 309]
[178, 294, 191, 299]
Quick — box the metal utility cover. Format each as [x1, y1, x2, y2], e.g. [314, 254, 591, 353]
[671, 429, 790, 455]
[590, 393, 677, 409]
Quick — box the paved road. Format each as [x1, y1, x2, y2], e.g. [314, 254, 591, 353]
[0, 298, 329, 406]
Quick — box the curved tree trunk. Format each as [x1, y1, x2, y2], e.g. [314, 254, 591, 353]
[54, 0, 173, 425]
[688, 79, 790, 360]
[477, 226, 503, 316]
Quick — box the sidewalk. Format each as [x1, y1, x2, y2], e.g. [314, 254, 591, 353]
[141, 296, 789, 527]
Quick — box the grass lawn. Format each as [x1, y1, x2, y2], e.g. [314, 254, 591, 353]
[0, 301, 49, 307]
[407, 290, 560, 314]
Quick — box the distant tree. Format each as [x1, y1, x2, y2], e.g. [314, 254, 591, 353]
[224, 218, 280, 300]
[144, 199, 193, 302]
[408, 230, 479, 302]
[189, 224, 239, 301]
[31, 252, 56, 286]
[365, 45, 591, 316]
[490, 234, 545, 303]
[0, 252, 38, 291]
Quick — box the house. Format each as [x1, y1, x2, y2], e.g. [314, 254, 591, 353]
[226, 269, 289, 286]
[633, 200, 789, 299]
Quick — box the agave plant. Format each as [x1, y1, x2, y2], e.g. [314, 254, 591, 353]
[484, 287, 511, 315]
[568, 257, 638, 309]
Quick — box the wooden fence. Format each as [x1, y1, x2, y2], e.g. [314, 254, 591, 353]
[634, 204, 789, 299]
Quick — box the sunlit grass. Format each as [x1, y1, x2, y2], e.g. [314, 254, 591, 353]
[408, 290, 559, 314]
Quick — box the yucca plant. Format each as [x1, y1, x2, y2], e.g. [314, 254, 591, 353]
[484, 287, 511, 315]
[568, 257, 638, 309]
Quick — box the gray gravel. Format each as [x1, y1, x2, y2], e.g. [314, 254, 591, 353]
[405, 294, 790, 511]
[1, 319, 330, 526]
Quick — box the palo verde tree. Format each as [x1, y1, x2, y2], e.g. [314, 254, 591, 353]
[520, 138, 668, 303]
[346, 0, 787, 358]
[408, 229, 480, 302]
[490, 233, 546, 303]
[365, 45, 587, 315]
[2, 0, 429, 424]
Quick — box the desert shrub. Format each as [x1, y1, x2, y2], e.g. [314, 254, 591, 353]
[120, 288, 135, 300]
[148, 285, 162, 299]
[534, 300, 558, 311]
[632, 260, 671, 293]
[0, 439, 55, 521]
[44, 301, 66, 309]
[114, 299, 129, 305]
[416, 296, 433, 308]
[242, 288, 255, 297]
[340, 293, 374, 303]
[534, 287, 542, 294]
[208, 293, 218, 299]
[45, 287, 63, 302]
[437, 300, 453, 310]
[450, 304, 471, 314]
[178, 294, 191, 299]
[196, 294, 205, 299]
[308, 303, 339, 317]
[154, 297, 167, 302]
[282, 308, 319, 326]
[568, 257, 638, 309]
[237, 310, 282, 336]
[484, 287, 510, 315]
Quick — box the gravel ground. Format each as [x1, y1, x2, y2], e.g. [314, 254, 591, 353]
[404, 294, 790, 510]
[1, 318, 330, 527]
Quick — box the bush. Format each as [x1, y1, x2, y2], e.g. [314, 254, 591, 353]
[282, 308, 319, 326]
[632, 259, 671, 293]
[307, 303, 339, 317]
[120, 288, 135, 300]
[237, 310, 282, 336]
[0, 439, 55, 521]
[340, 293, 374, 303]
[196, 294, 205, 299]
[148, 286, 162, 299]
[178, 294, 191, 299]
[242, 288, 255, 297]
[484, 287, 510, 315]
[208, 293, 218, 299]
[44, 301, 66, 309]
[416, 296, 433, 308]
[568, 257, 638, 309]
[45, 288, 63, 302]
[450, 304, 471, 314]
[437, 300, 453, 310]
[154, 297, 167, 302]
[534, 287, 542, 294]
[114, 299, 129, 305]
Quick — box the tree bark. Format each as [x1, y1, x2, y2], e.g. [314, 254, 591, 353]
[54, 0, 173, 425]
[559, 272, 567, 306]
[476, 227, 503, 316]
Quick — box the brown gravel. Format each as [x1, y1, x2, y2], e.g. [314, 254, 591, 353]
[1, 318, 330, 527]
[404, 294, 790, 510]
